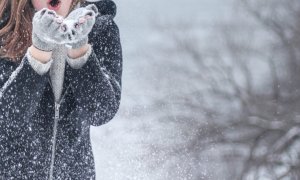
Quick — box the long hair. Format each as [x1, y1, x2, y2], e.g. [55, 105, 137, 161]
[0, 0, 84, 63]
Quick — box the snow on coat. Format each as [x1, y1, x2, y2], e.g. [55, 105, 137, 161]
[0, 0, 122, 179]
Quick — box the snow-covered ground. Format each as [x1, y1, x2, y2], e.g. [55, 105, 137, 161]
[90, 0, 233, 179]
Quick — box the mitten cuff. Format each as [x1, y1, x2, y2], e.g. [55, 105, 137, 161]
[32, 33, 54, 52]
[26, 49, 53, 75]
[66, 44, 92, 69]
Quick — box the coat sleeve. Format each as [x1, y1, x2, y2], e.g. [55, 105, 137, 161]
[0, 57, 50, 121]
[66, 0, 122, 127]
[26, 50, 53, 76]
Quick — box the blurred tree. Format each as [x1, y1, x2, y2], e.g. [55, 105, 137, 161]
[146, 0, 300, 179]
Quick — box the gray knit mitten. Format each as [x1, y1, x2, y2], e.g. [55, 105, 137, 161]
[32, 8, 65, 51]
[63, 4, 99, 49]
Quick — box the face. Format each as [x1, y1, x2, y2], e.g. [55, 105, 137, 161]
[31, 0, 73, 17]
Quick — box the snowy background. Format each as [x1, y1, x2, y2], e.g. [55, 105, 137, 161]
[90, 0, 300, 179]
[90, 0, 232, 179]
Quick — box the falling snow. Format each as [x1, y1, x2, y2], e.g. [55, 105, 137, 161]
[0, 0, 121, 179]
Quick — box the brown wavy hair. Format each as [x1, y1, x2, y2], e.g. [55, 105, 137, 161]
[0, 0, 84, 63]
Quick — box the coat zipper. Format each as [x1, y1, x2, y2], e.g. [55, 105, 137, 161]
[47, 77, 71, 180]
[49, 101, 60, 180]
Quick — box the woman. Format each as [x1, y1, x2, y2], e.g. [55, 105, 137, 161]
[0, 0, 122, 179]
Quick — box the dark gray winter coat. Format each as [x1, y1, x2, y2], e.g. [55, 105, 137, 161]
[0, 0, 122, 179]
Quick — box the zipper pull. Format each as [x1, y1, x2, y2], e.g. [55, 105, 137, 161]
[55, 102, 60, 119]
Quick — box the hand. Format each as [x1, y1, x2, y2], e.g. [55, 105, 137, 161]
[63, 4, 99, 49]
[32, 8, 66, 51]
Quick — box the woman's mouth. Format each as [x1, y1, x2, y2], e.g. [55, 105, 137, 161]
[47, 0, 61, 10]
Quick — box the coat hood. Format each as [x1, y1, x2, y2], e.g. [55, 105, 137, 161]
[83, 0, 117, 18]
